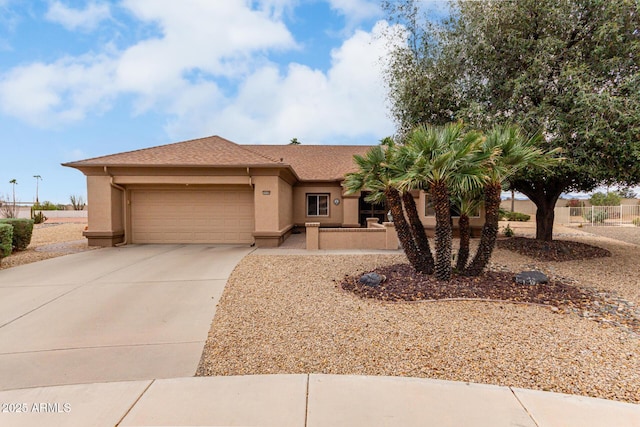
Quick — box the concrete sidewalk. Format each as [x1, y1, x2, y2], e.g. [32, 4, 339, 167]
[0, 374, 637, 427]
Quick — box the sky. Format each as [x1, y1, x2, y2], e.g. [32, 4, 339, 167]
[2, 0, 449, 204]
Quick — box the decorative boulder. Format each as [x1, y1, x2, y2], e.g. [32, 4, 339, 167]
[359, 272, 385, 287]
[515, 271, 549, 286]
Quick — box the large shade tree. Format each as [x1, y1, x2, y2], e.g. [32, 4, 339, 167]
[383, 0, 640, 241]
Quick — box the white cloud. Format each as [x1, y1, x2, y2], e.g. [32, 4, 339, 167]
[327, 0, 381, 26]
[166, 21, 396, 144]
[0, 1, 398, 145]
[45, 1, 111, 31]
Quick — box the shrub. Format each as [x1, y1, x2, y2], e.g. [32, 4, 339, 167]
[583, 210, 608, 223]
[633, 218, 640, 227]
[503, 223, 514, 237]
[567, 198, 584, 208]
[0, 223, 12, 259]
[33, 201, 59, 210]
[0, 218, 34, 251]
[32, 211, 47, 224]
[502, 211, 530, 222]
[589, 192, 621, 206]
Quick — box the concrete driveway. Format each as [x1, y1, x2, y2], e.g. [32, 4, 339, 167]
[0, 244, 253, 390]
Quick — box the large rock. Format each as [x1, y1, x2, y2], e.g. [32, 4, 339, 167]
[359, 272, 385, 287]
[515, 271, 549, 285]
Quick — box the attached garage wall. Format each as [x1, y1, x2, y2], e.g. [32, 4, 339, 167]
[130, 187, 254, 244]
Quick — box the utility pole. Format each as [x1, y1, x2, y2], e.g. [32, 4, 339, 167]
[9, 179, 17, 217]
[33, 175, 42, 204]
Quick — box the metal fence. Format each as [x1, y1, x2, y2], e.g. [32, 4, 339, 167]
[567, 205, 640, 226]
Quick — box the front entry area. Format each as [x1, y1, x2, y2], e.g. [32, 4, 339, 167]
[130, 187, 255, 244]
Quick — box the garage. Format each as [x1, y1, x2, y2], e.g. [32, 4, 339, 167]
[130, 187, 254, 244]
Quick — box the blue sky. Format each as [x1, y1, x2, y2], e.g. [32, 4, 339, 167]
[1, 0, 437, 204]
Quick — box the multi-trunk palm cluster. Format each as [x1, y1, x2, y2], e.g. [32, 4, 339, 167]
[344, 122, 561, 282]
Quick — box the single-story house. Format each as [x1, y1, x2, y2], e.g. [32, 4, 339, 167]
[63, 135, 484, 247]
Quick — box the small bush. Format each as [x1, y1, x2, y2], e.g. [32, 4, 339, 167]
[501, 211, 530, 222]
[567, 198, 584, 208]
[503, 223, 514, 237]
[33, 201, 59, 211]
[0, 218, 34, 251]
[32, 211, 47, 224]
[0, 223, 12, 258]
[633, 218, 640, 227]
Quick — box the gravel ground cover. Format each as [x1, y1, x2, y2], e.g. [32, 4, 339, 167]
[0, 223, 94, 270]
[579, 225, 640, 246]
[197, 233, 640, 403]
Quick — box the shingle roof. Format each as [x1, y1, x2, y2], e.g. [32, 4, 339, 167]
[63, 136, 280, 168]
[63, 135, 375, 182]
[245, 144, 373, 181]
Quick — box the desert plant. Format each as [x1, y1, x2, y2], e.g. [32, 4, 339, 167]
[0, 223, 13, 263]
[583, 210, 608, 223]
[69, 195, 86, 210]
[32, 211, 47, 224]
[0, 195, 17, 218]
[0, 218, 34, 251]
[632, 218, 640, 227]
[503, 223, 514, 237]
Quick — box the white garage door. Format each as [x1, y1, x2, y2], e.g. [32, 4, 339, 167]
[131, 188, 254, 244]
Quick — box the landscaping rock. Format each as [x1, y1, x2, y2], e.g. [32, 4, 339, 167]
[515, 271, 549, 285]
[359, 272, 385, 287]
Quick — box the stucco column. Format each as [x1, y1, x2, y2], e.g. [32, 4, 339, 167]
[366, 217, 379, 228]
[306, 222, 320, 250]
[383, 222, 399, 250]
[84, 175, 125, 246]
[341, 193, 360, 227]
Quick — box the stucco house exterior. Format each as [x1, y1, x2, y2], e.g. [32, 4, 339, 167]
[63, 135, 484, 248]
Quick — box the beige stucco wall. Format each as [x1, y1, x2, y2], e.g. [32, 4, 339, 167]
[278, 177, 293, 231]
[341, 192, 360, 227]
[293, 183, 345, 226]
[84, 175, 125, 245]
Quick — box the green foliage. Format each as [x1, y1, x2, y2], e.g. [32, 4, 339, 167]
[32, 211, 47, 224]
[589, 192, 621, 206]
[33, 201, 59, 210]
[0, 223, 12, 258]
[583, 210, 608, 224]
[498, 208, 531, 222]
[503, 224, 514, 237]
[383, 0, 640, 240]
[633, 218, 640, 227]
[0, 218, 34, 251]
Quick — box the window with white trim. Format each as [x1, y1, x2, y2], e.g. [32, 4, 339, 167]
[307, 194, 329, 216]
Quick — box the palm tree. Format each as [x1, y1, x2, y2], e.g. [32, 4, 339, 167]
[465, 125, 561, 276]
[451, 188, 484, 272]
[402, 123, 488, 281]
[344, 140, 432, 274]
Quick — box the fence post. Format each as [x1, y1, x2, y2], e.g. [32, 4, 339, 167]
[591, 205, 594, 226]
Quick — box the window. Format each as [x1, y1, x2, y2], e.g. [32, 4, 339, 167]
[307, 194, 329, 216]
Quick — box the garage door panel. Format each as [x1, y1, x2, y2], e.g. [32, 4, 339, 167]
[131, 189, 254, 244]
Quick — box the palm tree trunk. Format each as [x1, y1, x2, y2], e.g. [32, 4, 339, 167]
[386, 187, 426, 273]
[401, 191, 434, 274]
[465, 182, 501, 276]
[456, 213, 470, 272]
[431, 181, 452, 281]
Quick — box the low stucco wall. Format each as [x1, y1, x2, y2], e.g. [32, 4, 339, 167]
[305, 221, 398, 250]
